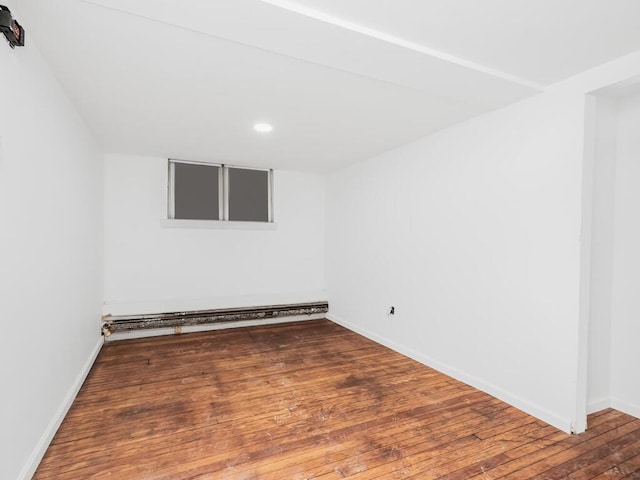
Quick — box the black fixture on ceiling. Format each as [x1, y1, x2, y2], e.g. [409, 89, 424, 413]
[0, 5, 24, 48]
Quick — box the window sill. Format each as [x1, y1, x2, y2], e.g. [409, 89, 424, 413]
[161, 219, 278, 230]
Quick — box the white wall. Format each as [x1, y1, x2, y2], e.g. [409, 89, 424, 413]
[586, 96, 618, 413]
[609, 91, 640, 417]
[326, 89, 589, 433]
[0, 10, 104, 480]
[103, 154, 325, 315]
[585, 88, 640, 418]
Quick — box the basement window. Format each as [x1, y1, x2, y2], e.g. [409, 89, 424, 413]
[168, 160, 273, 223]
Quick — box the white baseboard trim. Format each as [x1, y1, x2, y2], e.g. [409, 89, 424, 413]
[327, 313, 574, 434]
[106, 313, 325, 342]
[18, 337, 103, 480]
[611, 397, 640, 419]
[587, 397, 611, 415]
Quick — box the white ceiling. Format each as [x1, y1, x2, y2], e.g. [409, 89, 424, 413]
[278, 0, 640, 86]
[18, 0, 640, 172]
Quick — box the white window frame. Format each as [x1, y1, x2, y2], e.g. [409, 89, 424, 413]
[167, 159, 274, 224]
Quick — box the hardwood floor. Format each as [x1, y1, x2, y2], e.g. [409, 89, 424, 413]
[34, 319, 640, 479]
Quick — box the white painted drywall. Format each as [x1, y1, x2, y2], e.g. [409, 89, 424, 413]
[0, 12, 103, 480]
[326, 89, 588, 432]
[103, 154, 325, 315]
[586, 96, 618, 413]
[609, 91, 640, 418]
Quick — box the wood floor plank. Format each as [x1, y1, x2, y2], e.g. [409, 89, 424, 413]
[565, 439, 640, 479]
[33, 319, 640, 479]
[590, 452, 640, 479]
[465, 411, 638, 480]
[529, 426, 640, 479]
[223, 400, 526, 479]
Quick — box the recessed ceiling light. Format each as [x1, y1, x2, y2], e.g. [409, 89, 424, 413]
[254, 123, 273, 133]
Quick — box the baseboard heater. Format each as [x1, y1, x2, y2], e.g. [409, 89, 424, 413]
[101, 301, 329, 336]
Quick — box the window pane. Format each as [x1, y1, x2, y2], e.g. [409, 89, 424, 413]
[228, 168, 269, 222]
[174, 162, 220, 220]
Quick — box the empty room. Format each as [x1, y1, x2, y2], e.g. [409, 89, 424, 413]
[2, 1, 640, 479]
